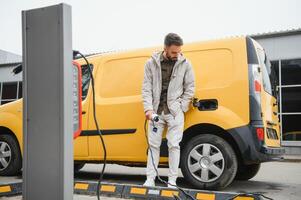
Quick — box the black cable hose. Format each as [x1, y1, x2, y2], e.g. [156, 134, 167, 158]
[75, 51, 107, 200]
[144, 119, 196, 200]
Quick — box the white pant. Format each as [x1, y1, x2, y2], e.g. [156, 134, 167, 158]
[146, 110, 184, 182]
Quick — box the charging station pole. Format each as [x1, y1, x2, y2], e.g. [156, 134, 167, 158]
[22, 4, 73, 200]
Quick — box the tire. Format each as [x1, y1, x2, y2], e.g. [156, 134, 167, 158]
[180, 134, 238, 190]
[74, 163, 85, 173]
[0, 134, 22, 176]
[235, 163, 261, 181]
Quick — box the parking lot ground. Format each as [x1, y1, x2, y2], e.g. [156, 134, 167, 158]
[1, 160, 300, 200]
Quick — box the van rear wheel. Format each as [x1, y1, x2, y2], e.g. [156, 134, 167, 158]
[235, 163, 261, 181]
[180, 134, 237, 190]
[0, 134, 22, 176]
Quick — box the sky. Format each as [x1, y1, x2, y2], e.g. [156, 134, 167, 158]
[0, 0, 301, 55]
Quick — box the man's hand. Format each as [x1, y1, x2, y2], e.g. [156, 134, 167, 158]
[145, 110, 154, 120]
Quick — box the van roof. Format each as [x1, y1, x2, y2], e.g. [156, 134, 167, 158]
[77, 36, 248, 62]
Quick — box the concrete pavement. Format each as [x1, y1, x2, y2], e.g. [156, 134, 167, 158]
[1, 160, 301, 200]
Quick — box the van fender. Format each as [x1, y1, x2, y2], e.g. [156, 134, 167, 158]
[0, 113, 23, 155]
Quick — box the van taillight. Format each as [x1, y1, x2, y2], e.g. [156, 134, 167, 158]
[256, 127, 264, 141]
[254, 80, 261, 92]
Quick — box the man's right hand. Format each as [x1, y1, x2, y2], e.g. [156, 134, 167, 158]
[145, 110, 154, 120]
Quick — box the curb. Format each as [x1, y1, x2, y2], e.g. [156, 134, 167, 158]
[0, 182, 22, 197]
[0, 181, 262, 200]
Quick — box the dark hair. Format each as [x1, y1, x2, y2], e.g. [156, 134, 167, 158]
[164, 33, 183, 46]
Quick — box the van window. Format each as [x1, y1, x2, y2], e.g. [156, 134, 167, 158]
[268, 60, 278, 98]
[0, 82, 22, 105]
[257, 49, 274, 97]
[81, 64, 93, 100]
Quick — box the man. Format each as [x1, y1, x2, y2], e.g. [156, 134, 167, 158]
[142, 33, 195, 188]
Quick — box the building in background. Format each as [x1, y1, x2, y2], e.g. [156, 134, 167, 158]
[0, 49, 22, 105]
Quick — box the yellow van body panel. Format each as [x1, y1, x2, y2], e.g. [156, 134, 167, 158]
[75, 37, 253, 161]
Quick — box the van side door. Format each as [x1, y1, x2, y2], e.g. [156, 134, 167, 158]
[86, 56, 150, 162]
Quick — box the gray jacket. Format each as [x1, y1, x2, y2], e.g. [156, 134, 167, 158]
[142, 51, 195, 117]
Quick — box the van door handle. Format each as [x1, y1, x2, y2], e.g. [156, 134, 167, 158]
[82, 111, 86, 115]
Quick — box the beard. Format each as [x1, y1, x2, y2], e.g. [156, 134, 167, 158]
[166, 54, 177, 61]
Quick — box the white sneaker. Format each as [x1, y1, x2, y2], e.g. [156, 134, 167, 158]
[167, 180, 177, 189]
[143, 178, 155, 187]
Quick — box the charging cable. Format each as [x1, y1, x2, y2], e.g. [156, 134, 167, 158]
[73, 50, 107, 200]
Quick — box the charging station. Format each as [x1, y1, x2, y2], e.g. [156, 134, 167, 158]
[22, 4, 74, 200]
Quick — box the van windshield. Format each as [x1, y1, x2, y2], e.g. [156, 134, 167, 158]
[266, 59, 278, 98]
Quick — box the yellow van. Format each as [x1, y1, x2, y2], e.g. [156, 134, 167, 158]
[0, 36, 284, 189]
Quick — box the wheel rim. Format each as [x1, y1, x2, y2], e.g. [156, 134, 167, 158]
[187, 143, 225, 183]
[0, 141, 12, 171]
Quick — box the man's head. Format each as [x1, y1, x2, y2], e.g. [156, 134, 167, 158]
[163, 33, 183, 61]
